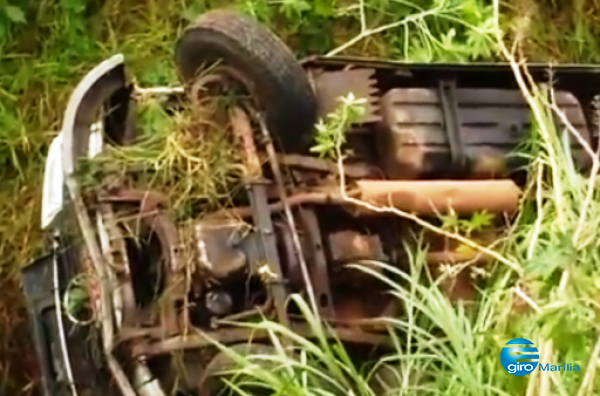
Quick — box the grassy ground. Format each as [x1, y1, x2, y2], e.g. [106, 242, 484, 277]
[2, 0, 600, 394]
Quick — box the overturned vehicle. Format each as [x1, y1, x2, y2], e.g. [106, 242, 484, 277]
[21, 8, 600, 396]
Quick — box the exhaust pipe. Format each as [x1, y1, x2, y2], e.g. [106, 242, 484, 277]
[354, 179, 521, 215]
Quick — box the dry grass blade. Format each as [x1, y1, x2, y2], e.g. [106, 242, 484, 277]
[88, 92, 248, 220]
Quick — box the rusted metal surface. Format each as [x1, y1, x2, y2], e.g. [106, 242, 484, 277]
[194, 217, 248, 279]
[209, 189, 361, 219]
[230, 107, 290, 328]
[143, 211, 186, 334]
[328, 230, 384, 262]
[100, 188, 187, 335]
[212, 179, 519, 219]
[273, 220, 302, 286]
[248, 183, 290, 328]
[229, 106, 262, 178]
[257, 113, 317, 318]
[297, 208, 335, 317]
[354, 179, 521, 215]
[278, 154, 381, 179]
[376, 87, 592, 179]
[98, 188, 167, 213]
[310, 68, 381, 124]
[130, 324, 392, 356]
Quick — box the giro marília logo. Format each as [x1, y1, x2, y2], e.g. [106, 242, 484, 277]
[500, 338, 539, 376]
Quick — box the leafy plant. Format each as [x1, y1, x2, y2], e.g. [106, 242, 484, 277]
[440, 210, 495, 236]
[0, 1, 25, 39]
[310, 93, 367, 159]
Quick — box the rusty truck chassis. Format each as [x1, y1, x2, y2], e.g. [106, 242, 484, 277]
[21, 35, 600, 396]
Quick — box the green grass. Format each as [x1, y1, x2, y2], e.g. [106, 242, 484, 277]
[2, 0, 600, 394]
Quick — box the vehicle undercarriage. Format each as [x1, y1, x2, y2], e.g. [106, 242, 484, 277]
[21, 9, 600, 396]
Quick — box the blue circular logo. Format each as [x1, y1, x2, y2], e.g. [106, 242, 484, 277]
[500, 338, 539, 376]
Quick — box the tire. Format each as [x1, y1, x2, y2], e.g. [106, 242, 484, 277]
[198, 343, 329, 396]
[198, 344, 279, 396]
[175, 9, 317, 153]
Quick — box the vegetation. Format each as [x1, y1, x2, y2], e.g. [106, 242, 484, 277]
[83, 95, 247, 220]
[3, 0, 600, 395]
